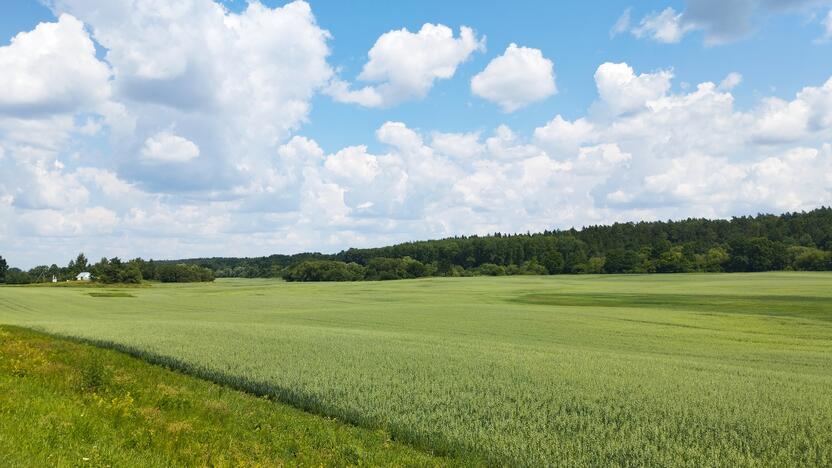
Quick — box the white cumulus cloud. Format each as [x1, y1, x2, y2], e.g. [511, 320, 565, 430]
[328, 23, 484, 108]
[0, 14, 111, 116]
[593, 62, 673, 115]
[470, 43, 557, 112]
[140, 131, 200, 163]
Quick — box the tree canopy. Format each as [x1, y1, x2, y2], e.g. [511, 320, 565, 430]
[3, 208, 831, 284]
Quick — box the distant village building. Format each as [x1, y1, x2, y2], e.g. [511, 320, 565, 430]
[76, 272, 92, 281]
[52, 275, 57, 283]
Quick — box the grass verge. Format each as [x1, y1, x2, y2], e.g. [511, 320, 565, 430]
[0, 325, 461, 467]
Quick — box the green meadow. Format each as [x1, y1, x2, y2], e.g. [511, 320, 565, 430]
[1, 273, 831, 466]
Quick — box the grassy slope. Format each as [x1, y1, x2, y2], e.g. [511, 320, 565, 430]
[1, 273, 831, 465]
[0, 326, 455, 467]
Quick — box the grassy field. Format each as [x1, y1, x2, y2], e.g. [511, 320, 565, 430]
[1, 273, 831, 466]
[0, 326, 453, 466]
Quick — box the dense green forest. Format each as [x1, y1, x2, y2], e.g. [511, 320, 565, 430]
[178, 208, 831, 281]
[2, 208, 830, 284]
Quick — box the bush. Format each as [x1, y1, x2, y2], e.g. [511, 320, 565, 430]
[364, 257, 429, 281]
[519, 260, 548, 275]
[282, 261, 365, 282]
[157, 264, 215, 283]
[577, 257, 606, 274]
[91, 258, 145, 284]
[477, 263, 506, 276]
[789, 246, 831, 271]
[4, 268, 31, 284]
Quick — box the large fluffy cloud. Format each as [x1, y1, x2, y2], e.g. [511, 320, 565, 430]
[593, 63, 673, 115]
[47, 0, 334, 193]
[328, 23, 484, 107]
[0, 14, 112, 116]
[470, 43, 556, 112]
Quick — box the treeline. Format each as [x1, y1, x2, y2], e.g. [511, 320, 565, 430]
[170, 207, 832, 281]
[3, 208, 831, 284]
[0, 253, 214, 285]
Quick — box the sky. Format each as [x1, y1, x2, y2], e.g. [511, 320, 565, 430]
[1, 0, 831, 268]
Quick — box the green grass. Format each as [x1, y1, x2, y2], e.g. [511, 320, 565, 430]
[0, 326, 454, 466]
[1, 273, 831, 466]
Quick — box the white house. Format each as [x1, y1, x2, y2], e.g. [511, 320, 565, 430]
[76, 272, 92, 281]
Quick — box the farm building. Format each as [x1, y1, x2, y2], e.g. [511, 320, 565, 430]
[76, 272, 91, 281]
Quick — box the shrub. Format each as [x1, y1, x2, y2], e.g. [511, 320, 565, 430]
[282, 261, 365, 282]
[478, 263, 506, 276]
[157, 264, 215, 283]
[4, 268, 32, 284]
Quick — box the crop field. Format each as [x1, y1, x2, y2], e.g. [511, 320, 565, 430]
[1, 273, 831, 466]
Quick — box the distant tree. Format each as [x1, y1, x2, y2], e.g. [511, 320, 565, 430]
[0, 255, 8, 283]
[603, 249, 639, 274]
[4, 268, 31, 284]
[401, 257, 428, 279]
[704, 247, 730, 272]
[789, 246, 831, 271]
[120, 264, 143, 284]
[365, 258, 408, 280]
[727, 238, 787, 272]
[477, 263, 506, 276]
[579, 257, 606, 274]
[72, 253, 89, 274]
[541, 251, 564, 274]
[156, 263, 210, 283]
[519, 259, 548, 275]
[655, 247, 689, 273]
[282, 260, 364, 282]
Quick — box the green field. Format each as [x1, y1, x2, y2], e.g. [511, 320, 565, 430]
[1, 273, 831, 466]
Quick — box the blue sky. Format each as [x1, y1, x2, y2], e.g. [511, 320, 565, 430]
[1, 0, 831, 267]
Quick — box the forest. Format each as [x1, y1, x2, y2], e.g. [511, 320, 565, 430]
[197, 208, 832, 281]
[1, 208, 830, 284]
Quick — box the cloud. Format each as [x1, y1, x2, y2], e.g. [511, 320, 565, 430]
[470, 43, 557, 112]
[719, 72, 743, 91]
[324, 146, 379, 183]
[140, 131, 200, 163]
[430, 131, 484, 160]
[632, 8, 691, 43]
[752, 77, 832, 142]
[824, 10, 832, 39]
[533, 115, 596, 156]
[620, 0, 832, 45]
[593, 62, 673, 115]
[0, 14, 111, 116]
[328, 23, 484, 108]
[47, 0, 334, 192]
[610, 8, 632, 37]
